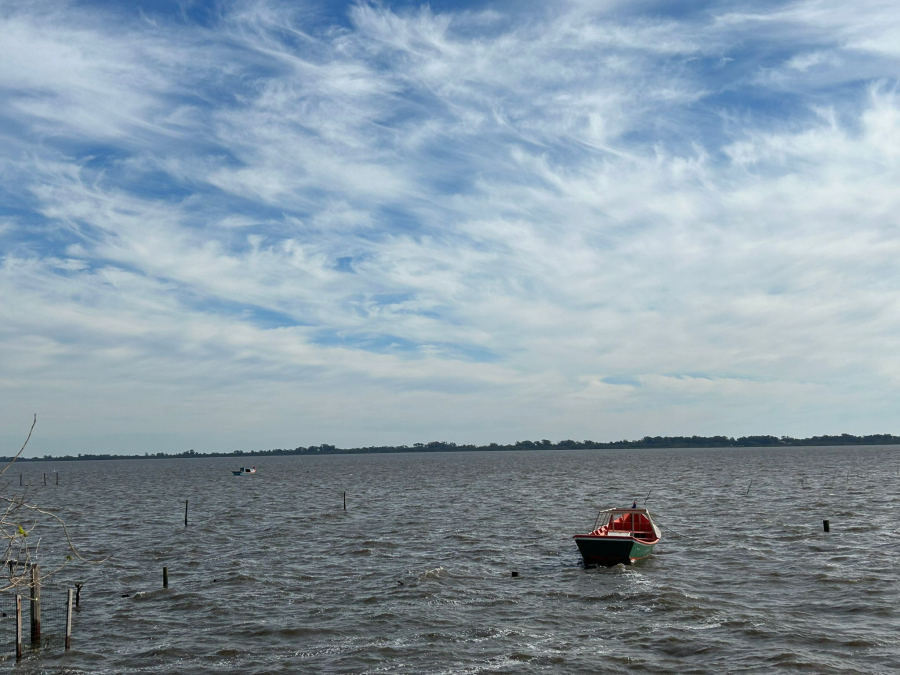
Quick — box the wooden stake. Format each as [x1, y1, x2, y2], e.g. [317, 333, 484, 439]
[56, 472, 59, 486]
[65, 588, 73, 650]
[163, 567, 168, 589]
[343, 492, 346, 511]
[30, 564, 41, 644]
[19, 473, 22, 486]
[43, 473, 47, 486]
[746, 481, 752, 495]
[184, 500, 188, 527]
[15, 595, 22, 661]
[823, 519, 830, 533]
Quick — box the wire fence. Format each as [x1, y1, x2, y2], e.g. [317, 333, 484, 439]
[0, 582, 73, 660]
[37, 584, 71, 650]
[0, 592, 16, 657]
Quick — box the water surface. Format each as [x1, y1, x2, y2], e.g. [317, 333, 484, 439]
[5, 446, 899, 673]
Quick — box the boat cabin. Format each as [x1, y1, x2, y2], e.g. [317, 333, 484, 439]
[590, 508, 658, 541]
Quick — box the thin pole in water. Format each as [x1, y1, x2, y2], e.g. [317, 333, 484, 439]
[30, 565, 40, 644]
[343, 492, 346, 511]
[163, 567, 168, 589]
[823, 520, 830, 533]
[184, 500, 189, 527]
[15, 595, 22, 661]
[65, 588, 73, 650]
[746, 481, 752, 496]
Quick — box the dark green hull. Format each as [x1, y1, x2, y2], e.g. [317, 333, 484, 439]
[574, 536, 657, 566]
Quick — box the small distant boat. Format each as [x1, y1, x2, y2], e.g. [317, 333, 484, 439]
[574, 507, 661, 566]
[232, 466, 257, 476]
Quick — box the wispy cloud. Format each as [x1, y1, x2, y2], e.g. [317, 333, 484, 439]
[2, 0, 900, 454]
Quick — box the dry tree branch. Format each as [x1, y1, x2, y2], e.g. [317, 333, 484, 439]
[0, 413, 36, 479]
[0, 497, 107, 565]
[0, 415, 105, 593]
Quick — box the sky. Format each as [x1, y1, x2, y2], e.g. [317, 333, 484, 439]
[2, 0, 900, 456]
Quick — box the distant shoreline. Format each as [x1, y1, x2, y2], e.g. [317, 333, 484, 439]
[8, 433, 900, 462]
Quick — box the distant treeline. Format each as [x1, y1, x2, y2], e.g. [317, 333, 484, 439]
[6, 433, 900, 462]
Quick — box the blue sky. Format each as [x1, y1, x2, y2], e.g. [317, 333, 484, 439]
[2, 0, 900, 456]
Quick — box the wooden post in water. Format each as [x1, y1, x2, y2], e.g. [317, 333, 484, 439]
[30, 564, 41, 644]
[65, 588, 73, 650]
[15, 595, 22, 661]
[56, 472, 59, 486]
[823, 519, 830, 532]
[343, 492, 346, 511]
[75, 583, 83, 608]
[19, 473, 22, 486]
[163, 567, 168, 589]
[43, 473, 47, 486]
[184, 500, 188, 527]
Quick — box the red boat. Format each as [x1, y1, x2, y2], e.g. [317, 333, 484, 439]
[573, 507, 661, 566]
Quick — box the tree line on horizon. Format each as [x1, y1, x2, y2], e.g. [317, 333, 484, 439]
[7, 432, 900, 462]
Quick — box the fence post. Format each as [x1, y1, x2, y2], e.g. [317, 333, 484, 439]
[30, 564, 41, 644]
[15, 595, 22, 661]
[65, 588, 73, 650]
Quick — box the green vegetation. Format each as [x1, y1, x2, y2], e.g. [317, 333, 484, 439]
[5, 433, 900, 462]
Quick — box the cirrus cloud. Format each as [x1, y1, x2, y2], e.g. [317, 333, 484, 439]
[2, 0, 900, 454]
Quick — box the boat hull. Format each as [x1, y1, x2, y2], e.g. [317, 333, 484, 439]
[574, 536, 657, 566]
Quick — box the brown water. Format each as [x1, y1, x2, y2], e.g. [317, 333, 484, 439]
[4, 446, 900, 673]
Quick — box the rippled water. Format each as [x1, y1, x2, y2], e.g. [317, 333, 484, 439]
[5, 446, 900, 673]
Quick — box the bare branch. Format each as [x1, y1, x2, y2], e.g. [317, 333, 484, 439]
[0, 414, 36, 479]
[0, 497, 107, 565]
[0, 415, 106, 593]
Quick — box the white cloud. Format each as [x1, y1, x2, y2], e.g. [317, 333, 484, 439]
[3, 0, 900, 454]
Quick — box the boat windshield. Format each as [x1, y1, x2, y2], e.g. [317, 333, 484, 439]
[592, 509, 656, 538]
[592, 511, 612, 531]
